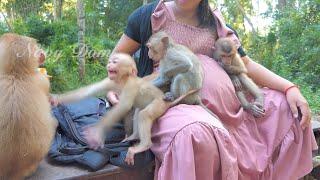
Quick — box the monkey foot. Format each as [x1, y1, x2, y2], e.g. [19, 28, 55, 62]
[163, 92, 175, 101]
[125, 145, 151, 166]
[125, 147, 137, 166]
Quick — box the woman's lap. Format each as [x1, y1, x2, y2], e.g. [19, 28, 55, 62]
[151, 104, 227, 162]
[151, 89, 318, 180]
[151, 104, 238, 180]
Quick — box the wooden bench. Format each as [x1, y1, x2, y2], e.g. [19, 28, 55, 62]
[27, 158, 154, 180]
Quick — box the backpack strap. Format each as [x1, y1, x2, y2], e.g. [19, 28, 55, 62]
[57, 105, 88, 145]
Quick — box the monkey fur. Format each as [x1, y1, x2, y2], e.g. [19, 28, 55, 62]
[0, 33, 57, 179]
[214, 37, 265, 118]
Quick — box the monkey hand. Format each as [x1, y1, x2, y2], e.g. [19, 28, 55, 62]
[49, 94, 60, 106]
[107, 91, 119, 106]
[152, 76, 170, 88]
[83, 125, 105, 150]
[249, 103, 265, 118]
[163, 92, 175, 101]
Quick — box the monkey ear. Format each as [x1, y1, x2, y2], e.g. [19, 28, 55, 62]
[161, 37, 169, 47]
[38, 50, 46, 65]
[146, 43, 151, 48]
[131, 68, 138, 77]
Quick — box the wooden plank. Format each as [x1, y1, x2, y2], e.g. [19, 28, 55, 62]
[27, 158, 154, 180]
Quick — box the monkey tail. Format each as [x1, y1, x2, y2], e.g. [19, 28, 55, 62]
[169, 89, 200, 107]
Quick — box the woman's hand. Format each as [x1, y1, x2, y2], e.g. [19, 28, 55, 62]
[107, 91, 119, 105]
[286, 87, 311, 130]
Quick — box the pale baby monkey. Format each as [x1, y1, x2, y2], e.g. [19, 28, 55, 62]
[52, 53, 197, 165]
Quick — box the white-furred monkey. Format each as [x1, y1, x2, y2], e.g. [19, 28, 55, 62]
[52, 53, 198, 165]
[0, 33, 57, 179]
[214, 37, 265, 118]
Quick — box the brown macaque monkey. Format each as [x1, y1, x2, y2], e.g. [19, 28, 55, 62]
[146, 32, 220, 121]
[53, 53, 198, 165]
[146, 31, 203, 105]
[214, 37, 265, 118]
[0, 33, 57, 179]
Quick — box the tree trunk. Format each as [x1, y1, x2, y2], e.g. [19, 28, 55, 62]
[0, 11, 13, 32]
[77, 0, 86, 80]
[54, 0, 63, 20]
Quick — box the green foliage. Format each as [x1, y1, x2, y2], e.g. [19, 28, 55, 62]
[102, 0, 141, 39]
[0, 22, 8, 34]
[0, 12, 114, 93]
[247, 0, 320, 112]
[1, 0, 48, 19]
[12, 16, 54, 45]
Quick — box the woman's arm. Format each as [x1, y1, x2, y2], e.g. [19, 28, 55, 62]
[242, 56, 294, 91]
[111, 34, 140, 56]
[242, 56, 311, 129]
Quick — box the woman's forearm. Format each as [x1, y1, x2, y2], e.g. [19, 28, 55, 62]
[242, 56, 294, 92]
[111, 34, 140, 56]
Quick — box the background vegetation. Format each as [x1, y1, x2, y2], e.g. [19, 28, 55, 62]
[0, 0, 319, 113]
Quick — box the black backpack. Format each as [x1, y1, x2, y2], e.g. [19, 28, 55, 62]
[49, 97, 154, 171]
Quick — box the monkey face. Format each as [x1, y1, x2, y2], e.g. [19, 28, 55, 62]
[107, 54, 137, 80]
[147, 31, 172, 63]
[146, 43, 165, 63]
[221, 53, 234, 65]
[107, 56, 121, 80]
[36, 49, 46, 66]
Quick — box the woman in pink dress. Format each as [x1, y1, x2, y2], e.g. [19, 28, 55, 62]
[107, 0, 318, 179]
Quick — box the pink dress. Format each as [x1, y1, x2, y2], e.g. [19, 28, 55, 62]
[150, 1, 318, 180]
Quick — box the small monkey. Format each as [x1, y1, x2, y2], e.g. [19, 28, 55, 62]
[53, 53, 198, 165]
[214, 37, 265, 118]
[146, 32, 220, 121]
[0, 33, 57, 179]
[108, 72, 160, 139]
[146, 31, 203, 105]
